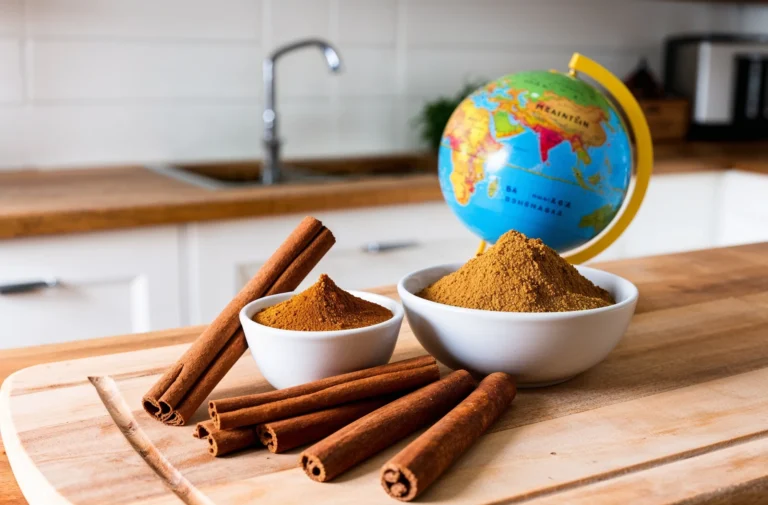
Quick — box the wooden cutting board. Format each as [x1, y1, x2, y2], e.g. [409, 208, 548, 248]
[3, 246, 768, 504]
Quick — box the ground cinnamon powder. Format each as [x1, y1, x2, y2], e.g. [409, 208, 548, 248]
[255, 274, 392, 331]
[418, 230, 614, 312]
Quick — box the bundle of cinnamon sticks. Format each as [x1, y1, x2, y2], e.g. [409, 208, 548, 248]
[194, 355, 516, 501]
[143, 216, 335, 426]
[194, 356, 439, 456]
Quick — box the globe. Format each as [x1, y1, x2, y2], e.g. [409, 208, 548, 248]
[438, 70, 632, 252]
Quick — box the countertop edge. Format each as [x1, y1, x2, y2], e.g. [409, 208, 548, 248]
[0, 174, 443, 240]
[2, 140, 768, 240]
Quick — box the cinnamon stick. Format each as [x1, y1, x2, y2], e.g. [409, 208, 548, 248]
[89, 377, 214, 505]
[209, 356, 435, 419]
[381, 372, 516, 501]
[205, 426, 260, 457]
[194, 420, 262, 457]
[300, 370, 476, 483]
[142, 216, 335, 425]
[193, 420, 216, 439]
[257, 397, 392, 454]
[215, 364, 440, 430]
[195, 396, 395, 457]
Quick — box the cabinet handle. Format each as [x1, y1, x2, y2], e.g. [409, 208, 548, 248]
[0, 279, 60, 295]
[361, 241, 419, 254]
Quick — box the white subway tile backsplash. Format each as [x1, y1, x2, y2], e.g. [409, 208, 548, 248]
[405, 0, 524, 49]
[275, 50, 338, 99]
[280, 98, 337, 157]
[338, 0, 396, 46]
[741, 6, 768, 34]
[0, 106, 25, 169]
[25, 0, 261, 40]
[337, 97, 399, 154]
[338, 48, 397, 97]
[23, 103, 262, 167]
[405, 49, 569, 98]
[395, 97, 427, 151]
[0, 39, 23, 103]
[31, 40, 261, 100]
[404, 47, 659, 100]
[270, 0, 330, 47]
[405, 0, 725, 50]
[0, 0, 23, 35]
[0, 0, 758, 169]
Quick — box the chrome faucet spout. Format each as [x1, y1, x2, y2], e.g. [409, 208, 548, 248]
[262, 39, 342, 185]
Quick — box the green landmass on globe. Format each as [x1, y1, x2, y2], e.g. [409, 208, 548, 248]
[487, 177, 500, 198]
[579, 204, 619, 235]
[438, 70, 632, 252]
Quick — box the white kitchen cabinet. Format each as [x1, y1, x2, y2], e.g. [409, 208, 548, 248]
[3, 170, 768, 348]
[618, 171, 724, 259]
[716, 170, 768, 247]
[589, 170, 768, 261]
[0, 227, 182, 348]
[186, 203, 477, 325]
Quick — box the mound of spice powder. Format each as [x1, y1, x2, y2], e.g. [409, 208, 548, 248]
[418, 230, 614, 313]
[255, 274, 392, 331]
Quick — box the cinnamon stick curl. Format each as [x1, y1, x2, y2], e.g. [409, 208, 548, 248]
[381, 372, 516, 501]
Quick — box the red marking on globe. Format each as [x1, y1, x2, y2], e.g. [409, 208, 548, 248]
[533, 125, 565, 162]
[464, 175, 476, 194]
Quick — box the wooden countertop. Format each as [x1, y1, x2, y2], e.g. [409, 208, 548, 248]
[0, 168, 442, 240]
[1, 142, 767, 240]
[3, 242, 768, 504]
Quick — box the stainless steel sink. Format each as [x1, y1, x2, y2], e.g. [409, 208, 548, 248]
[145, 162, 343, 190]
[145, 155, 435, 190]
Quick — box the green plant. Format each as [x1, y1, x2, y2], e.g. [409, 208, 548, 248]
[414, 80, 486, 152]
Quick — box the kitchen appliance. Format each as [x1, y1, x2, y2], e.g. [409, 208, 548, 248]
[665, 34, 768, 140]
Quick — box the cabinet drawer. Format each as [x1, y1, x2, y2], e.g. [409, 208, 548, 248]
[0, 227, 182, 348]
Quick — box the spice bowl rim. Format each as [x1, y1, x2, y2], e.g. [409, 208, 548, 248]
[239, 290, 404, 339]
[397, 263, 638, 319]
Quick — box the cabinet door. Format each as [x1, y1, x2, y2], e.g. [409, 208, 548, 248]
[620, 172, 724, 258]
[717, 170, 768, 247]
[187, 203, 477, 324]
[0, 227, 182, 348]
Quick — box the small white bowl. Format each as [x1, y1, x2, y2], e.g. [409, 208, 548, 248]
[398, 264, 638, 387]
[240, 291, 404, 389]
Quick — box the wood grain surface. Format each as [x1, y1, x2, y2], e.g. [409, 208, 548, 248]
[0, 167, 442, 240]
[0, 327, 203, 505]
[2, 243, 768, 504]
[2, 143, 767, 240]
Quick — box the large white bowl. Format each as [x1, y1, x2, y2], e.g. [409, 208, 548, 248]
[240, 291, 404, 389]
[398, 264, 638, 387]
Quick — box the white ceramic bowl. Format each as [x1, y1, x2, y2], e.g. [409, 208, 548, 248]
[398, 264, 638, 387]
[240, 291, 404, 389]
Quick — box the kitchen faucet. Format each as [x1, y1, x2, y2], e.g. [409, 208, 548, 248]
[262, 39, 342, 185]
